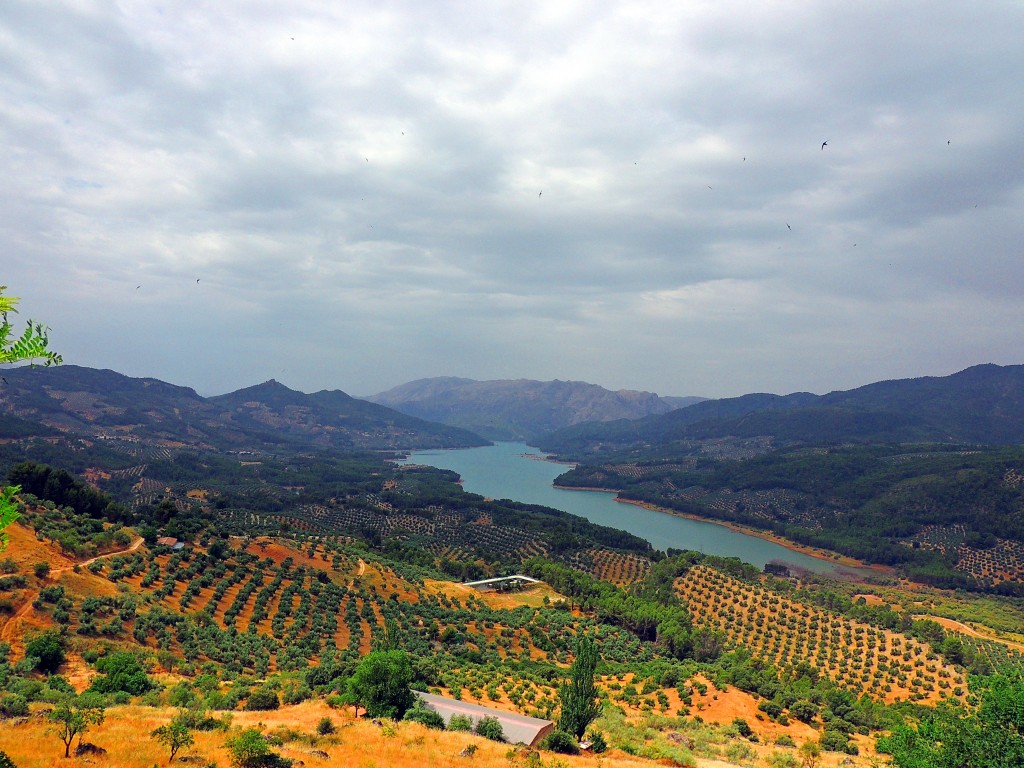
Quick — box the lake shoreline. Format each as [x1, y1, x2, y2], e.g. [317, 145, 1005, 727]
[555, 482, 886, 577]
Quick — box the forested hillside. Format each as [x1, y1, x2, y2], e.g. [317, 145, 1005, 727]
[0, 365, 487, 451]
[539, 364, 1024, 456]
[554, 444, 1024, 591]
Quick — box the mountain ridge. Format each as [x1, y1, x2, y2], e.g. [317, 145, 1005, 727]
[537, 363, 1024, 457]
[0, 365, 487, 451]
[365, 376, 707, 441]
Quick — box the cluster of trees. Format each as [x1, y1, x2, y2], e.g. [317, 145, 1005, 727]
[556, 444, 1024, 590]
[878, 673, 1024, 767]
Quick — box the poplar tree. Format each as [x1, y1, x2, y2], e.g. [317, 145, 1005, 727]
[557, 635, 602, 739]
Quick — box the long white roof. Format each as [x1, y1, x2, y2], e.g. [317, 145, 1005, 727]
[415, 691, 554, 746]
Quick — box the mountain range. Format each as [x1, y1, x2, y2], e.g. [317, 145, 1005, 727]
[365, 376, 705, 441]
[0, 365, 486, 452]
[537, 363, 1024, 457]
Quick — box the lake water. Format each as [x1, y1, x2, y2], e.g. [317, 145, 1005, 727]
[399, 442, 866, 577]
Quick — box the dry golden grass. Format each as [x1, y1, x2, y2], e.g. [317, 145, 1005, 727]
[0, 701, 708, 768]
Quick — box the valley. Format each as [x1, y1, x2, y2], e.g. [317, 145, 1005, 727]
[1, 363, 1024, 767]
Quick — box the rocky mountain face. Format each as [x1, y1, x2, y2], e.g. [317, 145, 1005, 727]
[365, 377, 706, 441]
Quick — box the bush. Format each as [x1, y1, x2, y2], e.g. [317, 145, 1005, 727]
[448, 714, 473, 732]
[0, 750, 15, 768]
[403, 703, 445, 730]
[819, 729, 858, 755]
[587, 730, 607, 753]
[244, 687, 280, 711]
[474, 716, 505, 742]
[732, 717, 754, 739]
[726, 741, 756, 762]
[767, 751, 799, 768]
[25, 630, 64, 673]
[541, 730, 580, 754]
[90, 652, 153, 695]
[316, 717, 336, 736]
[0, 693, 29, 718]
[775, 734, 796, 747]
[226, 728, 292, 768]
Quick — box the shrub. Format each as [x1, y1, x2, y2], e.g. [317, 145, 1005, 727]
[819, 729, 857, 754]
[587, 730, 607, 753]
[448, 714, 473, 732]
[316, 717, 336, 736]
[90, 652, 153, 695]
[25, 630, 64, 673]
[226, 728, 292, 768]
[541, 730, 580, 754]
[244, 687, 280, 711]
[403, 703, 445, 730]
[775, 734, 796, 747]
[726, 741, 756, 762]
[732, 717, 754, 739]
[0, 693, 28, 718]
[0, 750, 15, 768]
[474, 716, 505, 742]
[767, 751, 799, 768]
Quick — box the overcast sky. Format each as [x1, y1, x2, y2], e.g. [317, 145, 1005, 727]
[3, 1, 1022, 399]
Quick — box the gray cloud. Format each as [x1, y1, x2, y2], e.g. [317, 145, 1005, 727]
[3, 0, 1022, 399]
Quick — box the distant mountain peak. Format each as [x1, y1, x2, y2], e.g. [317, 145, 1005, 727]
[366, 376, 704, 441]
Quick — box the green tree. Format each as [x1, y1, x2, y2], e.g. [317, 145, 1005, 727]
[0, 751, 15, 768]
[878, 674, 1024, 768]
[48, 697, 105, 758]
[0, 286, 61, 551]
[557, 635, 602, 740]
[474, 715, 505, 742]
[151, 710, 195, 764]
[226, 728, 291, 768]
[343, 650, 414, 719]
[89, 652, 153, 695]
[25, 630, 64, 674]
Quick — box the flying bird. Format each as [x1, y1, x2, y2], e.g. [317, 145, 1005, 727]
[196, 279, 200, 283]
[136, 285, 141, 290]
[538, 191, 542, 197]
[821, 141, 828, 150]
[786, 223, 791, 231]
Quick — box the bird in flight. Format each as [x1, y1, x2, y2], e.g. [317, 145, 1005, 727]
[821, 141, 828, 150]
[538, 191, 542, 197]
[196, 279, 200, 283]
[786, 223, 791, 231]
[136, 285, 141, 290]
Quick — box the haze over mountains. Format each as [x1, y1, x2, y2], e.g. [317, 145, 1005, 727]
[365, 377, 706, 441]
[2, 363, 1023, 458]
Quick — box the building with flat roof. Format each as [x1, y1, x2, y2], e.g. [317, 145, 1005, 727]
[414, 692, 554, 746]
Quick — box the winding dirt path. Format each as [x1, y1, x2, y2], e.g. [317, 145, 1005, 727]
[923, 614, 1024, 653]
[0, 536, 144, 643]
